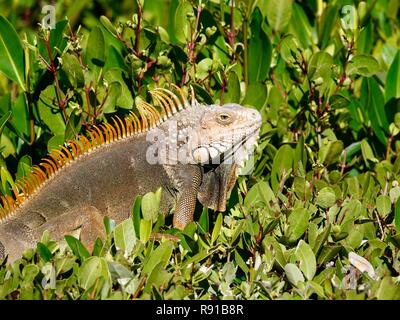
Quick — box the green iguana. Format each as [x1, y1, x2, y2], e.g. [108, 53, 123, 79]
[0, 86, 262, 262]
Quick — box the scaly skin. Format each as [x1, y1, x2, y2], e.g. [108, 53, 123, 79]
[0, 100, 262, 262]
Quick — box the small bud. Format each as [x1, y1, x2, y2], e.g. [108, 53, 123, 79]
[358, 1, 367, 22]
[186, 11, 195, 19]
[314, 77, 324, 85]
[343, 77, 351, 86]
[395, 113, 400, 128]
[332, 225, 341, 234]
[389, 123, 400, 136]
[156, 55, 172, 69]
[132, 14, 138, 25]
[68, 101, 81, 110]
[198, 33, 207, 46]
[205, 26, 217, 38]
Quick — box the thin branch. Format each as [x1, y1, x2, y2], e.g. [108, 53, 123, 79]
[44, 35, 69, 121]
[227, 0, 236, 49]
[135, 3, 143, 56]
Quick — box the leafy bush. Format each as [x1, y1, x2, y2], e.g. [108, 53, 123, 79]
[0, 0, 400, 299]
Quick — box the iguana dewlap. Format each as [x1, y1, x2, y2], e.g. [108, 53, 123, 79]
[0, 87, 261, 262]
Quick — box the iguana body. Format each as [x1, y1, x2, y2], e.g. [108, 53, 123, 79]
[0, 87, 261, 262]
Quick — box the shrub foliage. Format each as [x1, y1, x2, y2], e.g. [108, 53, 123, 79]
[0, 0, 400, 299]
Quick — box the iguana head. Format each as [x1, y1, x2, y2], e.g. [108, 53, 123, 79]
[188, 103, 262, 166]
[147, 88, 262, 212]
[148, 88, 262, 167]
[188, 103, 262, 212]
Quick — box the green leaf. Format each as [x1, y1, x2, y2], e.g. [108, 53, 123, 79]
[280, 34, 302, 65]
[11, 94, 29, 138]
[132, 196, 142, 236]
[235, 250, 249, 274]
[196, 58, 213, 80]
[308, 51, 333, 81]
[100, 15, 118, 37]
[271, 144, 294, 191]
[318, 140, 344, 166]
[341, 141, 361, 162]
[141, 188, 162, 223]
[317, 3, 339, 49]
[376, 276, 400, 300]
[47, 135, 65, 153]
[242, 82, 268, 109]
[139, 219, 152, 243]
[38, 86, 66, 136]
[105, 46, 126, 71]
[317, 245, 342, 265]
[265, 0, 293, 32]
[0, 111, 11, 137]
[363, 77, 389, 145]
[347, 55, 380, 77]
[0, 15, 26, 91]
[99, 81, 122, 114]
[92, 238, 103, 257]
[224, 71, 240, 104]
[78, 256, 110, 290]
[36, 243, 52, 262]
[244, 180, 275, 208]
[295, 240, 316, 280]
[284, 263, 304, 286]
[103, 216, 116, 235]
[142, 240, 173, 275]
[288, 3, 313, 48]
[376, 195, 391, 218]
[287, 208, 311, 241]
[86, 26, 106, 74]
[316, 187, 336, 209]
[104, 68, 133, 109]
[312, 225, 331, 257]
[16, 155, 32, 180]
[64, 112, 82, 140]
[173, 1, 193, 43]
[1, 165, 16, 192]
[22, 264, 40, 284]
[248, 8, 272, 83]
[386, 50, 400, 101]
[64, 235, 90, 260]
[395, 198, 400, 233]
[211, 213, 223, 245]
[198, 207, 209, 234]
[62, 53, 84, 88]
[361, 139, 379, 164]
[114, 219, 136, 254]
[143, 262, 171, 294]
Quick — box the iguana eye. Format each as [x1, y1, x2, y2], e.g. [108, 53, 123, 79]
[217, 112, 232, 124]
